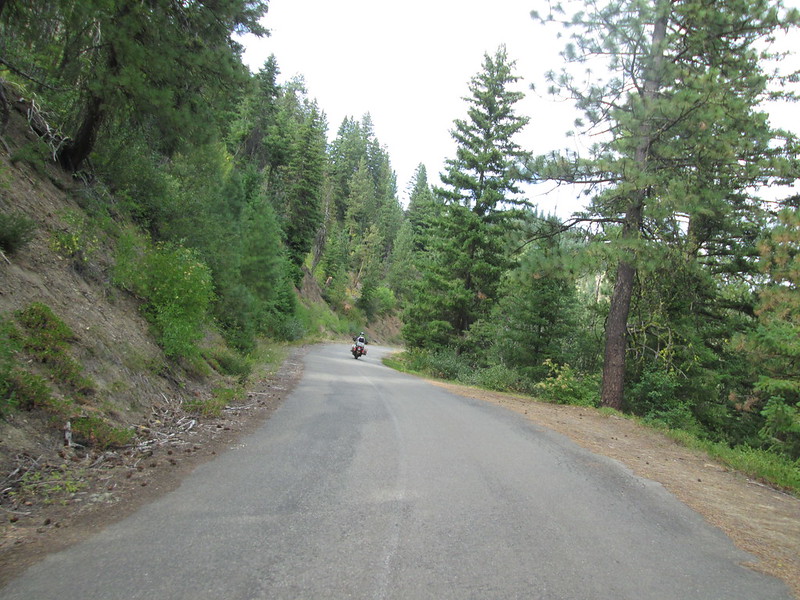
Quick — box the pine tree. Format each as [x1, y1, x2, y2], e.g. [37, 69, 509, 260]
[0, 0, 269, 170]
[404, 46, 532, 348]
[533, 0, 800, 409]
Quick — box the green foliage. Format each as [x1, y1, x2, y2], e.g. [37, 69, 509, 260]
[263, 313, 307, 342]
[113, 232, 214, 359]
[425, 348, 473, 381]
[533, 360, 599, 407]
[4, 370, 53, 413]
[740, 208, 800, 404]
[204, 348, 252, 383]
[370, 286, 397, 316]
[405, 48, 531, 349]
[0, 211, 36, 255]
[71, 415, 134, 449]
[9, 139, 51, 173]
[1, 0, 269, 169]
[534, 0, 799, 410]
[628, 367, 704, 435]
[759, 397, 800, 460]
[49, 209, 100, 266]
[467, 364, 532, 394]
[15, 303, 94, 394]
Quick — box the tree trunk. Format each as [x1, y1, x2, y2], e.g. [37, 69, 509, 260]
[58, 94, 104, 172]
[600, 5, 669, 409]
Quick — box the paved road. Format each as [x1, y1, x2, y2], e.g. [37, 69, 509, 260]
[1, 344, 793, 599]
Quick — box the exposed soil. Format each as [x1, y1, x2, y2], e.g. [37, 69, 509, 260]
[431, 380, 800, 599]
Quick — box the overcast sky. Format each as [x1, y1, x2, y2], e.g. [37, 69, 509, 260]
[238, 0, 799, 216]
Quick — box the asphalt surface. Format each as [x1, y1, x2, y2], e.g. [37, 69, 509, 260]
[1, 343, 793, 599]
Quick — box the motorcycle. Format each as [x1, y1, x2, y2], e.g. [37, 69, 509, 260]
[351, 340, 367, 359]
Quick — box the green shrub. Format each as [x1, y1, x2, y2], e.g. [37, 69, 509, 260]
[15, 303, 94, 394]
[427, 347, 472, 381]
[114, 236, 214, 359]
[629, 367, 703, 435]
[372, 286, 397, 316]
[205, 348, 252, 382]
[534, 360, 599, 407]
[71, 415, 134, 449]
[1, 316, 19, 415]
[48, 209, 100, 266]
[469, 364, 532, 394]
[16, 302, 74, 353]
[0, 211, 36, 255]
[5, 370, 53, 411]
[759, 396, 800, 460]
[264, 313, 306, 342]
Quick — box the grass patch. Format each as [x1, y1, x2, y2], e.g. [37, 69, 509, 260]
[71, 414, 135, 449]
[185, 386, 243, 418]
[9, 465, 87, 505]
[15, 302, 95, 394]
[663, 428, 800, 494]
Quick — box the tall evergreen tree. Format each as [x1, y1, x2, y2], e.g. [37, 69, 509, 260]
[533, 0, 800, 409]
[404, 46, 532, 348]
[0, 0, 269, 169]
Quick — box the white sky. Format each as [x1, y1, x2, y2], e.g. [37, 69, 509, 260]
[238, 0, 799, 217]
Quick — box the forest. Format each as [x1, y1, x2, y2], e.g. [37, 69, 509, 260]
[0, 0, 799, 490]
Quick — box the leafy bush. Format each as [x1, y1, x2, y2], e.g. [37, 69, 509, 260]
[114, 233, 214, 359]
[371, 286, 397, 316]
[0, 211, 36, 255]
[628, 367, 703, 435]
[759, 396, 800, 460]
[427, 347, 472, 381]
[264, 313, 306, 342]
[534, 360, 599, 407]
[205, 348, 252, 382]
[468, 364, 532, 394]
[5, 370, 53, 412]
[49, 209, 100, 267]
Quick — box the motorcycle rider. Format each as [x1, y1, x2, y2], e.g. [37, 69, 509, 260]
[352, 332, 367, 356]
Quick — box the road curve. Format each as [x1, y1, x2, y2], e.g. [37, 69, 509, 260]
[1, 343, 793, 599]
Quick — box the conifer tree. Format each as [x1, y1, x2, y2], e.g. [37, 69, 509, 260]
[533, 0, 800, 409]
[0, 0, 269, 169]
[404, 46, 531, 349]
